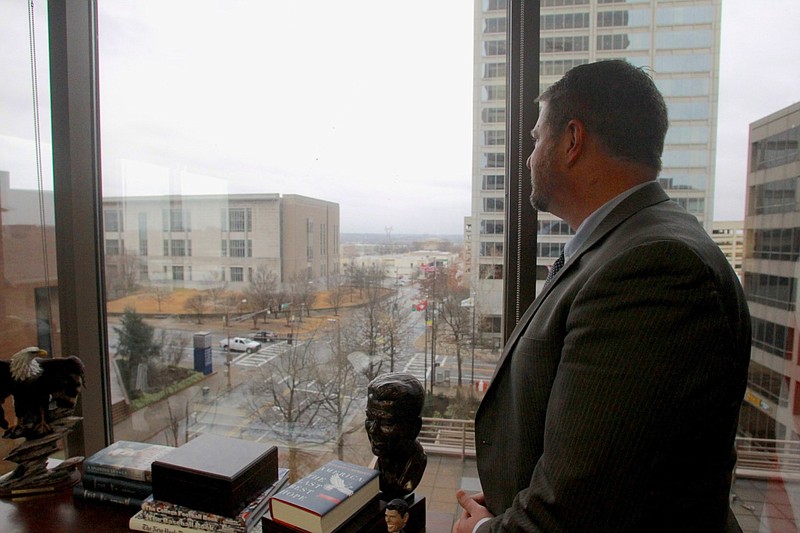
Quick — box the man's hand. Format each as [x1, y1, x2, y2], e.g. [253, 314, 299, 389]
[453, 490, 493, 533]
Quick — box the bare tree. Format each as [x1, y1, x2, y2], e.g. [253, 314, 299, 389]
[438, 286, 472, 388]
[105, 249, 141, 298]
[159, 330, 189, 367]
[326, 274, 348, 316]
[203, 271, 229, 313]
[319, 321, 366, 460]
[245, 266, 279, 326]
[148, 284, 174, 313]
[288, 270, 317, 319]
[242, 331, 331, 481]
[184, 292, 209, 324]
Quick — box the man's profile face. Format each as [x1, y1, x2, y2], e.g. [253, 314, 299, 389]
[385, 509, 408, 532]
[527, 102, 561, 213]
[365, 397, 417, 457]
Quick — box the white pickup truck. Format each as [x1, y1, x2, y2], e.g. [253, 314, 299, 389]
[219, 337, 262, 353]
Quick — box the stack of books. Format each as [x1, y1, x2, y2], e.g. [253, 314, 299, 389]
[129, 433, 283, 533]
[129, 468, 289, 533]
[73, 440, 174, 508]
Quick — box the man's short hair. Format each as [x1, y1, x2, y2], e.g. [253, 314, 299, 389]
[367, 373, 424, 417]
[386, 498, 410, 516]
[537, 59, 668, 171]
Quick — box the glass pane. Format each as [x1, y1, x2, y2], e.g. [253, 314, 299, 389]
[97, 0, 476, 477]
[0, 0, 72, 440]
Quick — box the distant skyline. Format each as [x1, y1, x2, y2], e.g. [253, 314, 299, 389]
[2, 1, 799, 234]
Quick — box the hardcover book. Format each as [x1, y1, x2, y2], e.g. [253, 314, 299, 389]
[268, 460, 380, 533]
[83, 440, 174, 482]
[140, 468, 289, 532]
[129, 510, 264, 533]
[81, 472, 153, 498]
[152, 434, 278, 518]
[72, 482, 145, 508]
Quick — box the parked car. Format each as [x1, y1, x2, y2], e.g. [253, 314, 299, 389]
[252, 330, 278, 342]
[219, 337, 262, 353]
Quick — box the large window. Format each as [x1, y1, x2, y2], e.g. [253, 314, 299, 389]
[14, 12, 800, 533]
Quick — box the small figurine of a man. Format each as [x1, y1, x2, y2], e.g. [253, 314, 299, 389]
[365, 373, 427, 498]
[384, 498, 410, 533]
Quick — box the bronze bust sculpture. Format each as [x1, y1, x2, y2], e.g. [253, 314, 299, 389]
[365, 373, 427, 499]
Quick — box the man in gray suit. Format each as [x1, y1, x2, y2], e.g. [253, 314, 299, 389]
[454, 60, 750, 532]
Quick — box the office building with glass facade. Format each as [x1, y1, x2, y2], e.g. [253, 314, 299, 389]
[471, 0, 722, 340]
[741, 101, 800, 442]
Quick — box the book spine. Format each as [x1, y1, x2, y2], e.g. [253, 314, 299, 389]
[135, 511, 245, 533]
[73, 483, 144, 508]
[139, 502, 244, 529]
[82, 473, 153, 498]
[84, 462, 151, 482]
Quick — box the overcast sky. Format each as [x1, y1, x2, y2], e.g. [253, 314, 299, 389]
[2, 1, 799, 234]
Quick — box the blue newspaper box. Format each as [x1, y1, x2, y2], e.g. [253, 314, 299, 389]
[193, 332, 213, 375]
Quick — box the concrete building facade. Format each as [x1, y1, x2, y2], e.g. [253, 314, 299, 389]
[741, 101, 800, 441]
[102, 193, 339, 292]
[470, 0, 722, 340]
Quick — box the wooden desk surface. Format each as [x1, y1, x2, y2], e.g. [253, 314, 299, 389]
[0, 486, 455, 532]
[1, 487, 134, 533]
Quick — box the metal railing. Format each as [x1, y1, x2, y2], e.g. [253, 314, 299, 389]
[416, 421, 800, 481]
[734, 437, 800, 481]
[419, 417, 475, 459]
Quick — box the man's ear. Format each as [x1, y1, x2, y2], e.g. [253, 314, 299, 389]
[564, 118, 586, 167]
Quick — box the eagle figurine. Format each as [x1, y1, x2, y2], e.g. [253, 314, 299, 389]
[0, 347, 85, 439]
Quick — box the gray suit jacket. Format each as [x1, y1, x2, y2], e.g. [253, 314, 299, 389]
[475, 182, 750, 532]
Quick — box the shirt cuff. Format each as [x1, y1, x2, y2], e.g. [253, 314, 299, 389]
[472, 517, 491, 533]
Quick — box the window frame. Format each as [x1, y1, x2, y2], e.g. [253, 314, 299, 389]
[49, 0, 539, 453]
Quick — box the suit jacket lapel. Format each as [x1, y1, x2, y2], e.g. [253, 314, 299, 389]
[487, 182, 670, 384]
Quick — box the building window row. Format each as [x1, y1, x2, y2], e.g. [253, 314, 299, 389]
[480, 220, 504, 235]
[164, 239, 192, 257]
[163, 208, 191, 232]
[541, 59, 590, 77]
[104, 209, 123, 232]
[748, 361, 790, 407]
[483, 197, 504, 212]
[541, 36, 589, 53]
[738, 402, 778, 441]
[483, 62, 505, 79]
[751, 317, 794, 361]
[482, 85, 506, 102]
[222, 207, 253, 232]
[221, 239, 252, 258]
[483, 0, 507, 12]
[484, 130, 505, 146]
[597, 34, 631, 51]
[538, 242, 565, 259]
[750, 228, 800, 261]
[744, 272, 797, 311]
[541, 13, 590, 30]
[751, 125, 800, 172]
[480, 242, 503, 258]
[483, 40, 506, 57]
[539, 220, 574, 236]
[483, 153, 505, 169]
[105, 239, 123, 256]
[673, 197, 705, 215]
[479, 264, 503, 280]
[749, 176, 800, 216]
[482, 175, 504, 191]
[483, 17, 506, 34]
[481, 108, 506, 124]
[543, 0, 588, 7]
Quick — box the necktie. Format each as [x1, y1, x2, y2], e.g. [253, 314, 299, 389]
[544, 252, 565, 287]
